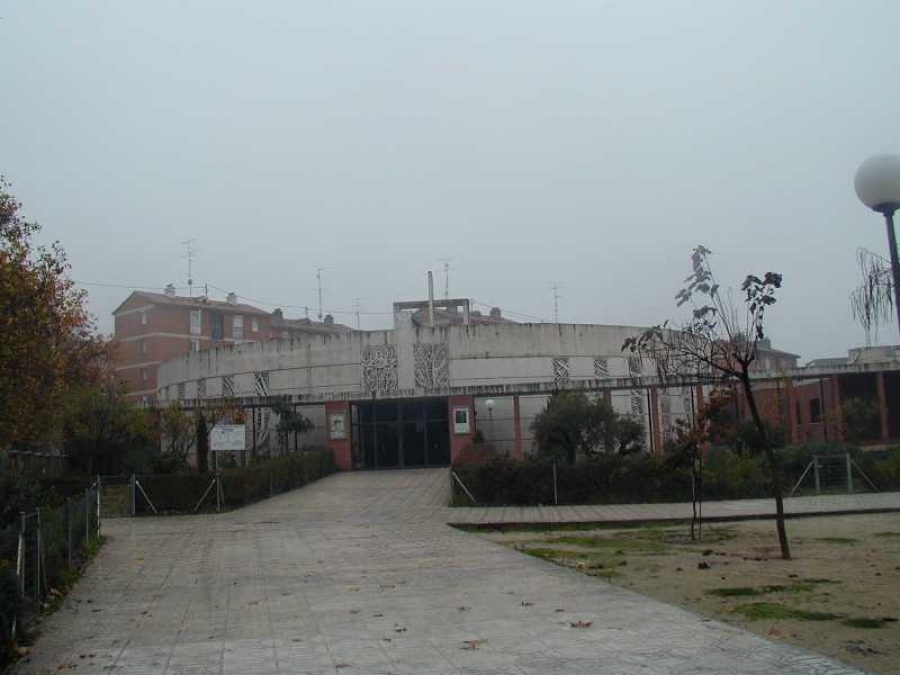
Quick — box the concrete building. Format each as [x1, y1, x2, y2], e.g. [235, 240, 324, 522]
[155, 293, 900, 470]
[113, 286, 351, 402]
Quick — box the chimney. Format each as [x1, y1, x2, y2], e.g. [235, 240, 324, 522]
[324, 314, 334, 325]
[489, 307, 502, 319]
[227, 292, 237, 305]
[164, 283, 176, 297]
[272, 308, 283, 320]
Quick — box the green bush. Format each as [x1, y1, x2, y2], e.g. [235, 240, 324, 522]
[135, 448, 335, 514]
[452, 444, 900, 507]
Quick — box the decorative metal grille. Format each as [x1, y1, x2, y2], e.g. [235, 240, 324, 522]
[630, 393, 644, 416]
[413, 343, 450, 389]
[553, 358, 570, 387]
[254, 371, 270, 397]
[222, 375, 235, 398]
[362, 345, 399, 396]
[197, 378, 206, 399]
[593, 357, 609, 378]
[177, 383, 185, 400]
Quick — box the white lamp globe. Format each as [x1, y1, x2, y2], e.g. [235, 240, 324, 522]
[855, 154, 900, 213]
[485, 399, 496, 412]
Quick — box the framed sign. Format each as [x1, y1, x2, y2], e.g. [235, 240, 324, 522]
[211, 424, 246, 451]
[328, 412, 347, 440]
[453, 406, 470, 434]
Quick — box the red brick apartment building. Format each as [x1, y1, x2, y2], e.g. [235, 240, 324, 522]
[113, 285, 351, 402]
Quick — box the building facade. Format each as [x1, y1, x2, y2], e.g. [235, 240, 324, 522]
[113, 286, 351, 402]
[155, 298, 900, 470]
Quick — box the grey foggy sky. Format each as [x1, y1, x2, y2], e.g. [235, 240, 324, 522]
[2, 1, 899, 361]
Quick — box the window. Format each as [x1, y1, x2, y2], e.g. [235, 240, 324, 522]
[141, 395, 150, 405]
[197, 378, 206, 399]
[222, 375, 235, 397]
[252, 318, 259, 333]
[141, 311, 147, 325]
[810, 398, 822, 424]
[141, 367, 148, 382]
[233, 315, 244, 340]
[191, 339, 200, 352]
[140, 338, 147, 353]
[210, 312, 224, 340]
[593, 357, 609, 378]
[177, 383, 185, 400]
[190, 309, 201, 335]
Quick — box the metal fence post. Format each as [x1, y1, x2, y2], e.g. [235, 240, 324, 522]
[131, 473, 137, 516]
[84, 487, 91, 545]
[34, 508, 42, 606]
[846, 453, 854, 493]
[65, 498, 73, 567]
[96, 480, 101, 541]
[19, 512, 26, 597]
[813, 456, 821, 494]
[552, 461, 558, 506]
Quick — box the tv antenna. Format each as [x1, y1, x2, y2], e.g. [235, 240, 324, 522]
[437, 258, 457, 299]
[182, 238, 199, 297]
[550, 282, 563, 323]
[316, 267, 328, 320]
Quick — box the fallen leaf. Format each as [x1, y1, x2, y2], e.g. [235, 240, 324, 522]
[570, 620, 594, 629]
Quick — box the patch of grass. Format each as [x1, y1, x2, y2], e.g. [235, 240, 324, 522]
[732, 602, 840, 622]
[707, 584, 814, 598]
[545, 535, 666, 553]
[842, 617, 889, 629]
[800, 577, 838, 585]
[873, 531, 900, 538]
[815, 537, 858, 544]
[522, 547, 592, 561]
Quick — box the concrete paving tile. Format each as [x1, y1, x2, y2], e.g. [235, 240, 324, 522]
[12, 470, 876, 675]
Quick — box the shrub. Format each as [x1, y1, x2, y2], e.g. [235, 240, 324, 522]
[135, 447, 335, 514]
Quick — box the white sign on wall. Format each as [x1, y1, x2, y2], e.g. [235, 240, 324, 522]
[211, 424, 246, 452]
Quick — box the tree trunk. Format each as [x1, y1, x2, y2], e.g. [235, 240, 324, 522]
[740, 374, 791, 559]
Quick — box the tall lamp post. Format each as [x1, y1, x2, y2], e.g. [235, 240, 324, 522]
[855, 154, 900, 337]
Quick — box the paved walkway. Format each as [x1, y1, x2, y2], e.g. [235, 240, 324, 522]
[16, 469, 866, 675]
[447, 490, 900, 526]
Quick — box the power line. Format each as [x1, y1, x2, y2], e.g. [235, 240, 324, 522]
[74, 281, 191, 291]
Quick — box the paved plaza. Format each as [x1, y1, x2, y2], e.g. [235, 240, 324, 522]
[15, 469, 872, 674]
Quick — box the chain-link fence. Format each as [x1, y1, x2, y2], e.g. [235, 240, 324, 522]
[0, 484, 100, 644]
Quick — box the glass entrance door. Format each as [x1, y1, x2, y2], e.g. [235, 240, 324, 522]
[351, 398, 449, 469]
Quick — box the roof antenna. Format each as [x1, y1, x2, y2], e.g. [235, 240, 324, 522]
[182, 238, 198, 298]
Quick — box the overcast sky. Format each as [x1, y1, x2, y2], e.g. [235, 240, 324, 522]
[2, 1, 899, 361]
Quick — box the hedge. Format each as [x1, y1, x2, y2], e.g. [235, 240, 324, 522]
[135, 447, 335, 514]
[451, 444, 900, 506]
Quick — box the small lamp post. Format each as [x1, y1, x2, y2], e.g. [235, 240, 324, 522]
[855, 154, 900, 337]
[485, 399, 496, 449]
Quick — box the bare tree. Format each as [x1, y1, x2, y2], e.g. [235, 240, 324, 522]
[850, 247, 894, 346]
[623, 245, 791, 559]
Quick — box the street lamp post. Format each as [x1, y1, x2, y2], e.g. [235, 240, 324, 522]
[855, 154, 900, 338]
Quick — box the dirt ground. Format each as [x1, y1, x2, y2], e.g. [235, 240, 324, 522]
[476, 513, 900, 674]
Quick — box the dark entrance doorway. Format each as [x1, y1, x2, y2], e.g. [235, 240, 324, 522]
[351, 398, 450, 469]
